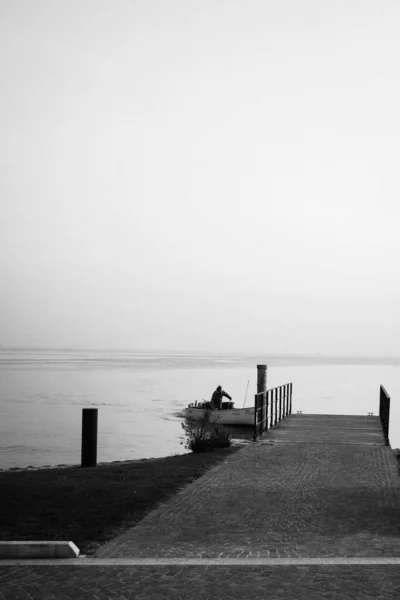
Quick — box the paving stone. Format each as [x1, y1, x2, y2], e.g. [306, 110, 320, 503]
[2, 565, 400, 599]
[94, 433, 400, 559]
[2, 414, 400, 598]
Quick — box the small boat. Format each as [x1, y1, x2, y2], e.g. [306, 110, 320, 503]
[183, 400, 254, 426]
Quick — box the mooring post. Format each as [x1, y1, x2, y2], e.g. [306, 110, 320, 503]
[257, 364, 267, 394]
[254, 365, 267, 438]
[81, 408, 98, 468]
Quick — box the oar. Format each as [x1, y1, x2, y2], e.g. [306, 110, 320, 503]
[243, 380, 250, 408]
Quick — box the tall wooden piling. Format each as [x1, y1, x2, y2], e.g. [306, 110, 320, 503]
[81, 408, 98, 468]
[257, 364, 267, 395]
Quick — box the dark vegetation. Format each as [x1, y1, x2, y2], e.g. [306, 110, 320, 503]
[181, 410, 232, 452]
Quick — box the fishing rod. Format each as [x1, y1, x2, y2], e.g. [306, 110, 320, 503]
[242, 380, 250, 408]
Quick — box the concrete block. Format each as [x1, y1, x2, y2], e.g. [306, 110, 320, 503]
[0, 541, 80, 559]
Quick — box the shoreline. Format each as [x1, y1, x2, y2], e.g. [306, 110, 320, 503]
[0, 438, 250, 474]
[2, 440, 396, 473]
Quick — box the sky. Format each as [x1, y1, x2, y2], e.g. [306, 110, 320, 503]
[1, 0, 400, 355]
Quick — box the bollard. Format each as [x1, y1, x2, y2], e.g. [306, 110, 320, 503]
[254, 365, 268, 439]
[81, 408, 98, 468]
[258, 364, 267, 433]
[257, 364, 267, 395]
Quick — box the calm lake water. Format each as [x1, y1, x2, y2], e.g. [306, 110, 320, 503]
[1, 349, 399, 470]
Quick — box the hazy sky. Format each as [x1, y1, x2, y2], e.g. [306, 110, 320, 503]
[1, 0, 400, 354]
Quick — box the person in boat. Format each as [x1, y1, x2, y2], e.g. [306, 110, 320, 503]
[211, 385, 232, 410]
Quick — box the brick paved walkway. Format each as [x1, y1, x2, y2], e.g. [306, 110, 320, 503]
[2, 564, 400, 599]
[3, 413, 400, 599]
[94, 414, 400, 559]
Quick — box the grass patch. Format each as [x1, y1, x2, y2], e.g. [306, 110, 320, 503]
[0, 446, 241, 555]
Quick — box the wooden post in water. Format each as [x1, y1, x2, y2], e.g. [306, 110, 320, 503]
[257, 364, 267, 395]
[81, 408, 98, 468]
[255, 365, 267, 438]
[258, 364, 267, 432]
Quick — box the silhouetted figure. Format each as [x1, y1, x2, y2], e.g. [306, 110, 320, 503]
[211, 385, 232, 410]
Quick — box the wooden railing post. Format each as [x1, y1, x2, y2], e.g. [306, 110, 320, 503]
[283, 384, 287, 417]
[277, 387, 280, 422]
[270, 389, 273, 427]
[289, 383, 293, 414]
[254, 391, 267, 440]
[282, 385, 285, 418]
[261, 391, 266, 435]
[271, 389, 274, 426]
[379, 385, 391, 446]
[276, 387, 281, 423]
[253, 393, 259, 441]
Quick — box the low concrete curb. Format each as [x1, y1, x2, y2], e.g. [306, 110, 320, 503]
[0, 541, 80, 559]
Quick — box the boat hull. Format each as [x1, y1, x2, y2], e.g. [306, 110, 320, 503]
[183, 407, 254, 426]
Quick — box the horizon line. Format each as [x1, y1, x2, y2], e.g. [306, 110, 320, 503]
[1, 346, 400, 359]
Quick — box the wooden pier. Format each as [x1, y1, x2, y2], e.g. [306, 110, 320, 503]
[261, 413, 386, 445]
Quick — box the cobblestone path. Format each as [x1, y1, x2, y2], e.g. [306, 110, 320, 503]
[3, 414, 400, 598]
[95, 439, 400, 558]
[2, 564, 400, 599]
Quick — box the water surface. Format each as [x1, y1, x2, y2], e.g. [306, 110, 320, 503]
[1, 348, 399, 469]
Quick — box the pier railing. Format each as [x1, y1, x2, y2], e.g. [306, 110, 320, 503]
[254, 383, 292, 440]
[379, 385, 390, 446]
